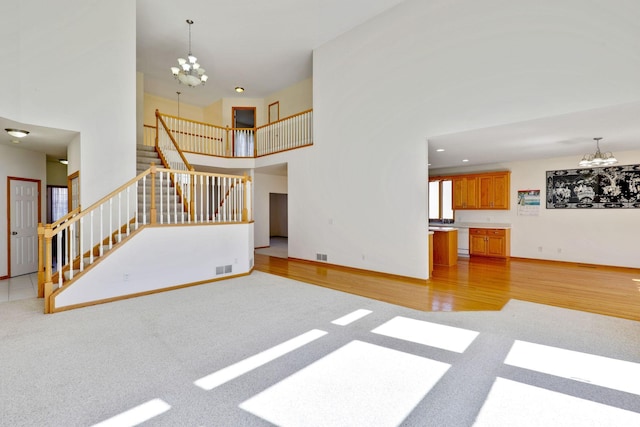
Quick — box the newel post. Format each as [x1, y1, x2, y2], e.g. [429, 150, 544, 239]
[242, 173, 249, 222]
[155, 109, 160, 148]
[225, 125, 230, 157]
[253, 127, 258, 158]
[43, 224, 54, 313]
[37, 223, 44, 297]
[150, 163, 157, 225]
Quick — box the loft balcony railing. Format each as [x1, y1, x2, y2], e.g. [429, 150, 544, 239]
[145, 109, 313, 158]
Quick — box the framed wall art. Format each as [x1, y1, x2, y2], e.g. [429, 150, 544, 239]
[546, 164, 640, 209]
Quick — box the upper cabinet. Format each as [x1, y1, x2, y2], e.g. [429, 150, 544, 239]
[453, 176, 478, 209]
[478, 172, 510, 209]
[439, 171, 510, 210]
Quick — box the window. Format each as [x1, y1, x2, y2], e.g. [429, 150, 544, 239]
[47, 186, 68, 222]
[428, 179, 454, 221]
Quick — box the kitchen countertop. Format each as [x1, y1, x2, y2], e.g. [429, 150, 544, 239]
[428, 226, 457, 232]
[429, 222, 511, 229]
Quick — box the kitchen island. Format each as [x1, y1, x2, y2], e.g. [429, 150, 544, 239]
[428, 226, 458, 266]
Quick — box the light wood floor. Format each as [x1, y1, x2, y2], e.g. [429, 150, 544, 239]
[254, 254, 640, 321]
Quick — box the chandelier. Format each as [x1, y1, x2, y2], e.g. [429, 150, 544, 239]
[170, 19, 208, 87]
[578, 137, 617, 167]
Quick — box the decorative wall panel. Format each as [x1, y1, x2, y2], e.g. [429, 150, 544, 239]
[546, 165, 640, 209]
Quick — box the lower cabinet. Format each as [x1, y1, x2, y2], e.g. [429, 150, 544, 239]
[469, 228, 510, 258]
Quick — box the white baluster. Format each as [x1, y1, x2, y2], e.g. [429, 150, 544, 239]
[89, 211, 94, 264]
[173, 173, 178, 224]
[159, 172, 163, 224]
[100, 204, 104, 256]
[79, 217, 84, 272]
[117, 192, 122, 243]
[57, 229, 63, 288]
[109, 198, 113, 250]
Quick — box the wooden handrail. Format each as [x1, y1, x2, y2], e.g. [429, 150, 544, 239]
[51, 206, 81, 229]
[255, 108, 313, 130]
[50, 169, 151, 234]
[156, 111, 193, 170]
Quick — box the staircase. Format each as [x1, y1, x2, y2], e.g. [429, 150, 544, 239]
[136, 145, 188, 224]
[60, 147, 185, 282]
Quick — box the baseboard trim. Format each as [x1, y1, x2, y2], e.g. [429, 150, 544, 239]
[286, 256, 428, 284]
[50, 268, 254, 314]
[509, 256, 640, 272]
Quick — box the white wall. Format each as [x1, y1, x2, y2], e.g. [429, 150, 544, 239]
[254, 172, 288, 248]
[301, 0, 640, 279]
[448, 150, 640, 268]
[0, 0, 136, 208]
[54, 224, 254, 309]
[0, 146, 47, 277]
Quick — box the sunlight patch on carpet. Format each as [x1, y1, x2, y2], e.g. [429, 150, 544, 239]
[474, 378, 640, 426]
[371, 316, 479, 353]
[505, 340, 640, 395]
[239, 340, 450, 427]
[331, 309, 373, 325]
[194, 329, 327, 391]
[92, 398, 171, 427]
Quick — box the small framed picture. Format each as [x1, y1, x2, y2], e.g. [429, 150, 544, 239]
[268, 101, 280, 123]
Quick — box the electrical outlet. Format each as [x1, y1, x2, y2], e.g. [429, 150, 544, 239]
[123, 273, 129, 281]
[538, 246, 542, 253]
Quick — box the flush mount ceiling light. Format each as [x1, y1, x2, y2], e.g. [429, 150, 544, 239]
[5, 128, 29, 138]
[170, 19, 208, 87]
[578, 137, 617, 167]
[59, 159, 69, 165]
[436, 148, 445, 152]
[235, 87, 245, 93]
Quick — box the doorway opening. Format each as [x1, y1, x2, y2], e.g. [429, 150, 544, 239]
[268, 192, 288, 258]
[232, 106, 256, 157]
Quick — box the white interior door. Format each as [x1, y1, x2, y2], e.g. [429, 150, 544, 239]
[9, 179, 40, 277]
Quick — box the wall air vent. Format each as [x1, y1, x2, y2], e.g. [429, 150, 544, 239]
[216, 265, 233, 275]
[316, 253, 328, 262]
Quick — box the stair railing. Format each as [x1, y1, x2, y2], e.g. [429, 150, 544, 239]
[156, 110, 195, 219]
[38, 166, 252, 313]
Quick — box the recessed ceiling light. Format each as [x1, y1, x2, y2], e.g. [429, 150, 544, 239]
[235, 87, 244, 93]
[436, 148, 445, 152]
[462, 159, 469, 162]
[5, 128, 29, 138]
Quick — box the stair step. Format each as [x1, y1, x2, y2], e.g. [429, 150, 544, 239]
[137, 145, 157, 151]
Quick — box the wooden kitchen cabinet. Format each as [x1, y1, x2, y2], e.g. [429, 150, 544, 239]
[453, 176, 478, 209]
[469, 228, 510, 258]
[445, 171, 510, 210]
[478, 172, 510, 209]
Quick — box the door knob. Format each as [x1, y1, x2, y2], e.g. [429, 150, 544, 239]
[11, 231, 18, 235]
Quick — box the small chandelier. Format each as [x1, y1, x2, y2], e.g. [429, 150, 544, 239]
[578, 137, 617, 167]
[170, 19, 208, 87]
